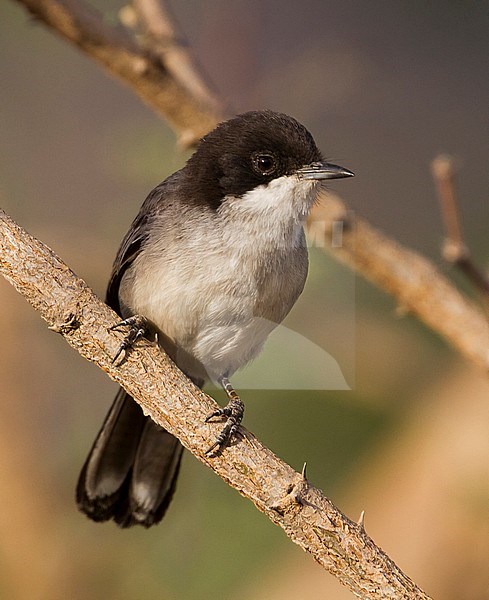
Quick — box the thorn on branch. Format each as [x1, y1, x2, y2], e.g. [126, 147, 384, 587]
[269, 471, 319, 516]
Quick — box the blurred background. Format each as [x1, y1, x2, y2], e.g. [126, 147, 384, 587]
[1, 1, 488, 598]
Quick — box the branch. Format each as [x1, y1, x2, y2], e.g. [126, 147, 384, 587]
[308, 194, 489, 372]
[431, 155, 489, 295]
[0, 208, 432, 598]
[15, 0, 224, 147]
[131, 0, 222, 113]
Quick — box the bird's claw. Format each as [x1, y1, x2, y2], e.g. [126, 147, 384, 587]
[205, 389, 244, 456]
[205, 407, 230, 422]
[109, 315, 148, 364]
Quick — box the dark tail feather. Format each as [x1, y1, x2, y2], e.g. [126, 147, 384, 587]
[76, 387, 183, 528]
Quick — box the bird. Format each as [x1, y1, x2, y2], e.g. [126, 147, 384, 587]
[76, 110, 353, 528]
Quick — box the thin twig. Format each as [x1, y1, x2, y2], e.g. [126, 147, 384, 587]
[132, 0, 224, 117]
[431, 154, 489, 295]
[0, 208, 432, 600]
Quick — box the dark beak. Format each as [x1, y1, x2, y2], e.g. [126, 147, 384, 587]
[298, 161, 354, 180]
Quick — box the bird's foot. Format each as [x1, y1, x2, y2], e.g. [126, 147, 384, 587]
[205, 377, 244, 456]
[109, 315, 148, 364]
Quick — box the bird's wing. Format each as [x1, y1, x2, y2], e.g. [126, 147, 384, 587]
[105, 186, 162, 314]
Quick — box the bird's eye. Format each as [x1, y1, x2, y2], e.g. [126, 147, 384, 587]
[252, 153, 276, 176]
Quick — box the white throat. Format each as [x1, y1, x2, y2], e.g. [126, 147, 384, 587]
[218, 175, 319, 251]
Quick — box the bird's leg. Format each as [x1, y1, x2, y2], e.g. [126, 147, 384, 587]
[109, 315, 148, 364]
[205, 376, 244, 456]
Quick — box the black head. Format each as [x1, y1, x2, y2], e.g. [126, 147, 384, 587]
[183, 111, 352, 209]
